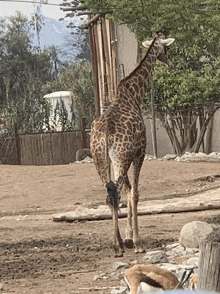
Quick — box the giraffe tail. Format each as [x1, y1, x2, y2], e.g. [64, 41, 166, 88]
[104, 134, 119, 210]
[106, 180, 119, 210]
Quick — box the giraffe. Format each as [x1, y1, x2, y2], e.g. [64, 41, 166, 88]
[90, 33, 175, 257]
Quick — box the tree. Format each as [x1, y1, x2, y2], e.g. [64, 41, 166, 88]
[0, 11, 66, 134]
[143, 60, 220, 154]
[29, 12, 45, 48]
[60, 0, 91, 62]
[82, 0, 220, 154]
[62, 28, 91, 62]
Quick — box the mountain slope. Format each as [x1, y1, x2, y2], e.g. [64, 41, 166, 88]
[31, 16, 72, 48]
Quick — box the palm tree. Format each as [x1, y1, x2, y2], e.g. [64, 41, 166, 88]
[29, 11, 44, 49]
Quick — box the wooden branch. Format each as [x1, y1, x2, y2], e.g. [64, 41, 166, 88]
[77, 11, 95, 15]
[78, 286, 120, 290]
[57, 269, 96, 276]
[61, 6, 87, 11]
[194, 106, 220, 153]
[89, 20, 100, 118]
[80, 14, 102, 29]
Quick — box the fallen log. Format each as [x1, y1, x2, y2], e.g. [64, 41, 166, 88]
[53, 204, 220, 223]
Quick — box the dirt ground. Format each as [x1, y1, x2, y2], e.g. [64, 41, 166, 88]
[1, 159, 220, 294]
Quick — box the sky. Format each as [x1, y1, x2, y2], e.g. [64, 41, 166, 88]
[0, 0, 66, 20]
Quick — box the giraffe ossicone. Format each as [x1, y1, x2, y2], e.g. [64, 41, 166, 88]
[90, 33, 175, 257]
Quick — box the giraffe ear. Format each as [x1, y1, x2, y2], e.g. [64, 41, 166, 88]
[142, 40, 153, 48]
[160, 38, 175, 46]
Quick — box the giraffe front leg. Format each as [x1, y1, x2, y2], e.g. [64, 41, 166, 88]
[131, 148, 146, 254]
[123, 176, 134, 249]
[131, 193, 145, 253]
[124, 192, 134, 249]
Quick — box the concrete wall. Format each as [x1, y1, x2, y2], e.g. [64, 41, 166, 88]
[210, 109, 220, 152]
[145, 118, 175, 157]
[115, 23, 138, 82]
[145, 112, 220, 157]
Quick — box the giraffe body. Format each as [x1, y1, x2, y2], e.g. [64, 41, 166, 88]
[90, 35, 175, 257]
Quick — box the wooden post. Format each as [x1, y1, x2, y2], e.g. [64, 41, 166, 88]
[198, 241, 220, 292]
[14, 116, 21, 165]
[205, 116, 213, 154]
[136, 42, 143, 65]
[88, 19, 100, 118]
[150, 86, 157, 158]
[81, 117, 87, 148]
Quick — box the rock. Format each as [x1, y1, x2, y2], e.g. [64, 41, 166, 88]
[166, 243, 180, 250]
[143, 250, 169, 264]
[110, 287, 127, 294]
[119, 279, 127, 287]
[175, 151, 220, 162]
[81, 156, 93, 163]
[74, 202, 82, 205]
[144, 152, 220, 163]
[119, 202, 127, 208]
[171, 244, 185, 255]
[130, 260, 138, 265]
[205, 227, 220, 242]
[165, 250, 176, 257]
[185, 247, 199, 255]
[75, 148, 92, 161]
[144, 154, 156, 160]
[186, 257, 199, 267]
[93, 273, 108, 281]
[163, 154, 177, 160]
[179, 221, 213, 248]
[159, 263, 188, 272]
[93, 275, 102, 281]
[166, 244, 198, 258]
[117, 273, 124, 280]
[208, 152, 220, 161]
[112, 262, 129, 272]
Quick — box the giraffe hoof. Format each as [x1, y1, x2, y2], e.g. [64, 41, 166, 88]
[134, 246, 145, 254]
[114, 251, 124, 258]
[123, 238, 134, 249]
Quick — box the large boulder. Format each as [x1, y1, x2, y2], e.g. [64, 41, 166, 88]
[75, 148, 92, 161]
[179, 221, 213, 248]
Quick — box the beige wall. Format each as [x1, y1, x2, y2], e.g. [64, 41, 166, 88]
[210, 109, 220, 152]
[115, 23, 138, 82]
[145, 118, 174, 157]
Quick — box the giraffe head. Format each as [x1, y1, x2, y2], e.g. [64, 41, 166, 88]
[142, 36, 175, 68]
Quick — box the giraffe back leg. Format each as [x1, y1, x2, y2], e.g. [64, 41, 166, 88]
[91, 140, 124, 257]
[110, 155, 133, 255]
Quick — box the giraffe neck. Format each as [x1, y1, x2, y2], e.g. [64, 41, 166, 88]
[115, 37, 159, 108]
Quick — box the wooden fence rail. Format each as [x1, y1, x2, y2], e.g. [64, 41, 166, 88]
[1, 130, 90, 165]
[20, 130, 90, 165]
